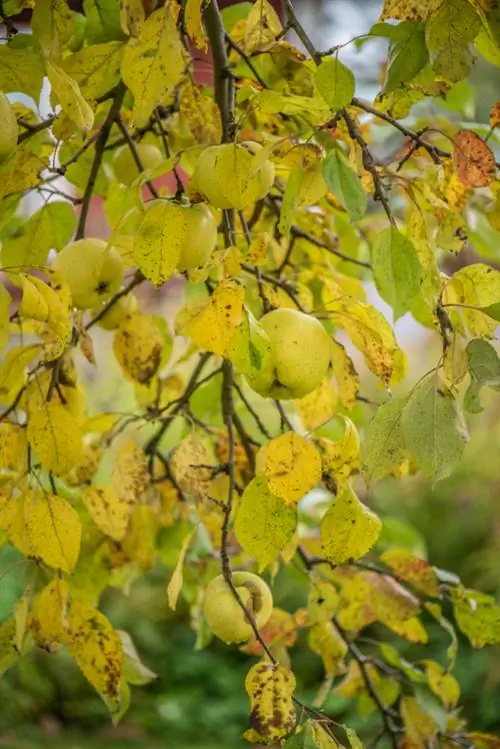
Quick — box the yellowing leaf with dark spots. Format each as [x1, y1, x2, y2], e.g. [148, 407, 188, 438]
[112, 440, 149, 509]
[170, 434, 213, 500]
[0, 150, 47, 201]
[27, 403, 83, 476]
[244, 661, 295, 742]
[380, 548, 439, 597]
[121, 6, 185, 127]
[256, 433, 322, 506]
[0, 345, 39, 406]
[308, 581, 339, 625]
[113, 313, 167, 383]
[0, 423, 27, 476]
[185, 0, 207, 51]
[316, 416, 360, 491]
[244, 0, 282, 53]
[61, 41, 125, 102]
[63, 600, 123, 712]
[5, 490, 81, 573]
[330, 339, 359, 410]
[423, 660, 460, 708]
[0, 618, 18, 677]
[82, 485, 131, 541]
[177, 280, 245, 357]
[308, 622, 347, 676]
[453, 589, 500, 647]
[453, 130, 495, 188]
[235, 476, 297, 571]
[380, 0, 442, 21]
[295, 379, 337, 431]
[47, 61, 94, 135]
[179, 79, 222, 146]
[30, 578, 69, 652]
[320, 485, 381, 565]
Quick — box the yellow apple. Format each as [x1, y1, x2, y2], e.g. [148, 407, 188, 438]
[246, 308, 331, 399]
[203, 571, 273, 644]
[53, 238, 124, 309]
[113, 143, 163, 185]
[94, 293, 138, 331]
[191, 142, 275, 210]
[0, 92, 18, 162]
[145, 199, 218, 271]
[297, 161, 328, 207]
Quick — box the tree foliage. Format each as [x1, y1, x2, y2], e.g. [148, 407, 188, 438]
[0, 0, 500, 746]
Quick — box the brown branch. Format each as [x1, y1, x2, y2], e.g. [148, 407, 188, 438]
[115, 117, 159, 199]
[18, 115, 56, 144]
[282, 0, 322, 65]
[225, 34, 268, 89]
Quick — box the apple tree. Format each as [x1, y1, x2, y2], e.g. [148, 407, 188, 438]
[0, 0, 500, 746]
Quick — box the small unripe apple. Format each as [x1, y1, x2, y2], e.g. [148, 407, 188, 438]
[94, 293, 138, 331]
[113, 143, 163, 185]
[203, 571, 273, 644]
[0, 92, 18, 162]
[298, 161, 328, 206]
[53, 238, 124, 309]
[145, 199, 218, 271]
[192, 143, 275, 210]
[246, 308, 331, 399]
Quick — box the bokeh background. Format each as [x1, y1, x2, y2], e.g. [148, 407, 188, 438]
[1, 0, 500, 746]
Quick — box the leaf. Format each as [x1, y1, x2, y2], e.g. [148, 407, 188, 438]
[30, 577, 69, 651]
[235, 476, 297, 571]
[179, 79, 222, 145]
[278, 166, 303, 238]
[425, 0, 481, 83]
[469, 734, 500, 749]
[2, 202, 76, 269]
[401, 695, 438, 747]
[308, 581, 339, 625]
[0, 618, 18, 677]
[423, 660, 460, 708]
[170, 433, 213, 500]
[114, 313, 166, 383]
[120, 0, 145, 36]
[32, 0, 74, 58]
[185, 0, 207, 51]
[401, 374, 468, 481]
[60, 41, 124, 101]
[315, 57, 355, 111]
[453, 589, 500, 647]
[316, 417, 360, 489]
[244, 661, 295, 742]
[64, 600, 123, 712]
[0, 422, 27, 475]
[464, 339, 500, 413]
[257, 433, 322, 506]
[244, 0, 282, 53]
[0, 150, 46, 200]
[27, 403, 83, 476]
[111, 439, 149, 507]
[453, 129, 495, 188]
[0, 46, 45, 101]
[121, 504, 157, 571]
[295, 379, 337, 431]
[177, 280, 245, 357]
[133, 201, 183, 285]
[121, 6, 185, 127]
[167, 529, 194, 610]
[309, 622, 347, 676]
[362, 398, 408, 482]
[0, 345, 38, 405]
[445, 263, 500, 338]
[47, 61, 94, 134]
[380, 0, 441, 22]
[322, 150, 367, 222]
[385, 22, 428, 91]
[320, 484, 381, 564]
[82, 485, 131, 541]
[118, 630, 157, 685]
[371, 227, 421, 320]
[380, 549, 439, 596]
[0, 284, 11, 354]
[84, 0, 125, 43]
[226, 308, 273, 377]
[330, 339, 359, 410]
[5, 490, 81, 572]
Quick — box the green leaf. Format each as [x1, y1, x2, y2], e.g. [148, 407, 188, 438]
[226, 309, 273, 377]
[322, 150, 367, 222]
[278, 166, 303, 237]
[83, 0, 125, 43]
[60, 41, 125, 101]
[371, 227, 421, 320]
[118, 630, 157, 686]
[234, 475, 297, 571]
[320, 484, 381, 564]
[362, 398, 408, 483]
[0, 284, 11, 354]
[479, 302, 500, 322]
[464, 339, 500, 414]
[0, 618, 18, 677]
[453, 590, 500, 647]
[401, 374, 468, 481]
[385, 23, 428, 91]
[425, 0, 481, 83]
[2, 202, 77, 270]
[315, 57, 355, 111]
[0, 46, 45, 101]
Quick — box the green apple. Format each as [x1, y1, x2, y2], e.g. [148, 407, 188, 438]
[113, 143, 163, 185]
[246, 308, 331, 399]
[0, 92, 18, 162]
[145, 199, 218, 271]
[203, 571, 273, 644]
[53, 238, 124, 309]
[95, 292, 138, 331]
[191, 142, 275, 210]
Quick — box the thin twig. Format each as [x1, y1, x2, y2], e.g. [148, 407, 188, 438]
[115, 117, 159, 199]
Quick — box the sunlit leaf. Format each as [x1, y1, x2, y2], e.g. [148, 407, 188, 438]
[244, 661, 295, 742]
[320, 484, 381, 564]
[256, 433, 322, 506]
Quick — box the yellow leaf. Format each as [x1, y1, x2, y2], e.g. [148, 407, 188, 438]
[0, 617, 18, 677]
[64, 600, 123, 712]
[121, 504, 157, 571]
[83, 413, 118, 434]
[121, 6, 185, 127]
[120, 0, 145, 36]
[386, 616, 428, 644]
[330, 339, 359, 410]
[379, 0, 441, 22]
[444, 263, 500, 338]
[0, 345, 38, 405]
[0, 283, 10, 354]
[380, 548, 439, 597]
[6, 490, 81, 572]
[256, 433, 322, 506]
[244, 661, 295, 742]
[17, 274, 50, 321]
[244, 0, 283, 53]
[30, 577, 69, 651]
[0, 423, 28, 477]
[112, 439, 149, 508]
[316, 416, 360, 490]
[61, 41, 125, 101]
[14, 587, 30, 652]
[0, 150, 46, 201]
[401, 696, 438, 748]
[320, 485, 381, 565]
[185, 0, 207, 51]
[167, 529, 194, 610]
[27, 403, 83, 476]
[133, 201, 183, 286]
[113, 313, 167, 383]
[170, 434, 213, 500]
[177, 280, 245, 356]
[308, 581, 339, 624]
[423, 660, 460, 708]
[235, 476, 297, 571]
[246, 233, 269, 266]
[308, 622, 347, 676]
[179, 78, 221, 146]
[295, 379, 337, 431]
[82, 485, 131, 541]
[47, 61, 94, 134]
[32, 0, 74, 57]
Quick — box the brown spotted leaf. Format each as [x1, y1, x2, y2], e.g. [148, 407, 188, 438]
[244, 661, 296, 742]
[453, 130, 495, 188]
